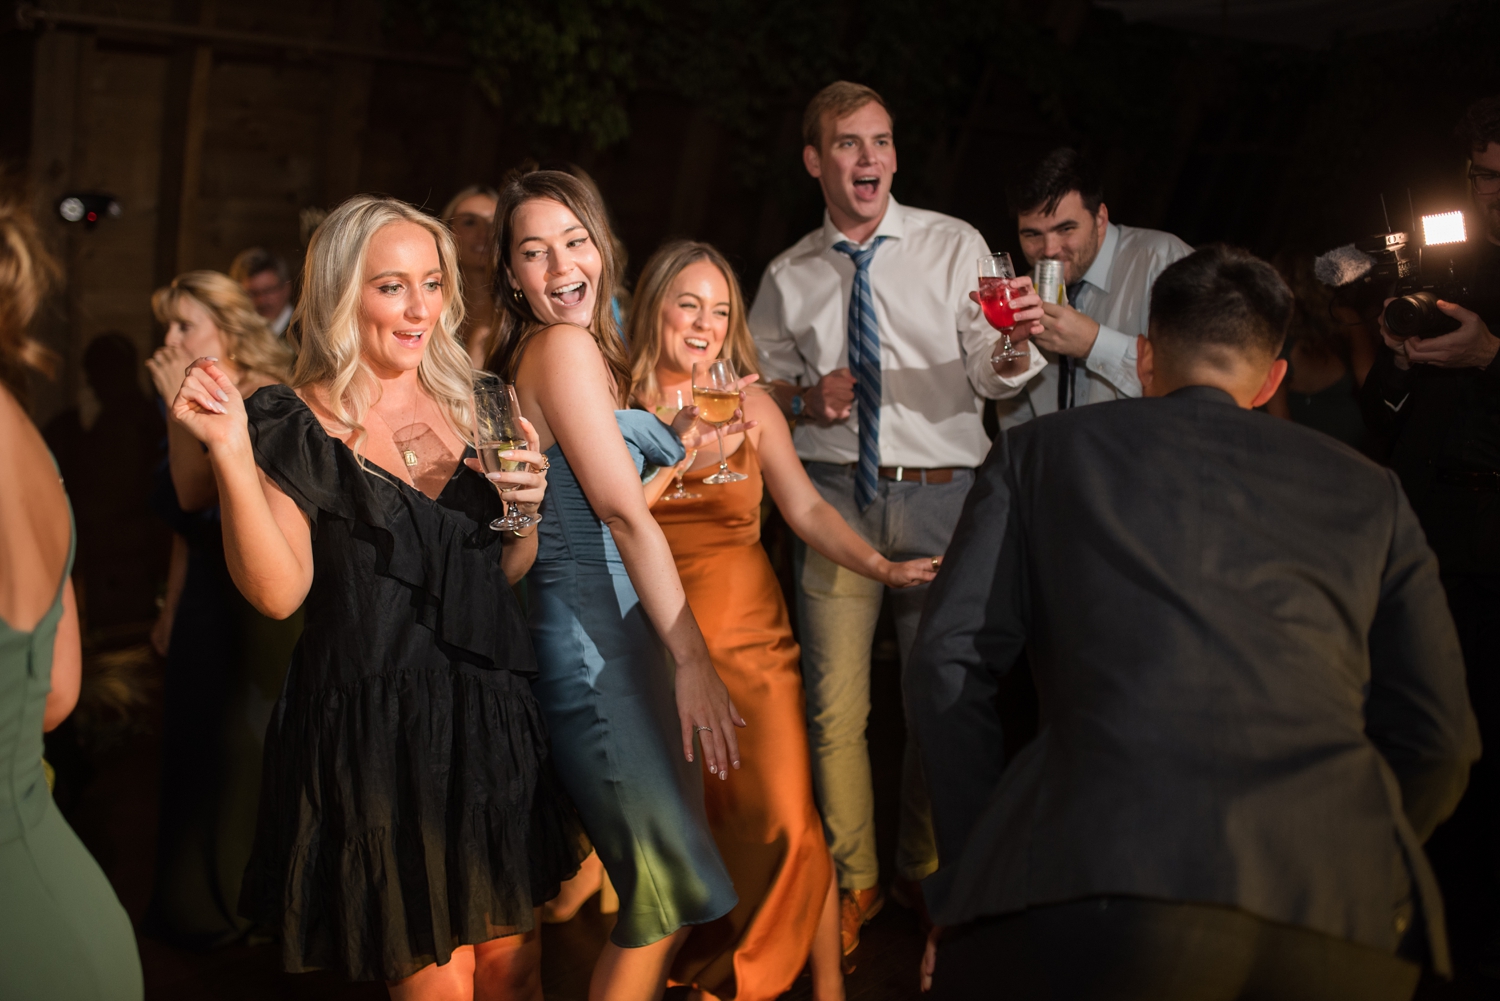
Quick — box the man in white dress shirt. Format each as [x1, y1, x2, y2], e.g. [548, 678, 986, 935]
[995, 147, 1192, 427]
[748, 80, 1045, 962]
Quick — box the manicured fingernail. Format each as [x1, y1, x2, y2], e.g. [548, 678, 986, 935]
[719, 770, 727, 781]
[216, 391, 228, 402]
[213, 402, 226, 414]
[206, 356, 218, 361]
[686, 753, 693, 762]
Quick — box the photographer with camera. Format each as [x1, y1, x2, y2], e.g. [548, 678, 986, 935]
[1360, 94, 1500, 980]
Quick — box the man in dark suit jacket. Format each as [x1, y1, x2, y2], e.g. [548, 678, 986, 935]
[906, 244, 1480, 1000]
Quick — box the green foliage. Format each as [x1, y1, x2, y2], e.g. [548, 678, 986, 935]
[405, 0, 661, 148]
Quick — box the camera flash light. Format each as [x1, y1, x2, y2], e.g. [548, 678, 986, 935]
[1422, 211, 1466, 246]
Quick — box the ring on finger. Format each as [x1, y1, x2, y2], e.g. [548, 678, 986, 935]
[694, 725, 713, 734]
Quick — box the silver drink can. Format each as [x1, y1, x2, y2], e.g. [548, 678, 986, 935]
[1035, 258, 1064, 305]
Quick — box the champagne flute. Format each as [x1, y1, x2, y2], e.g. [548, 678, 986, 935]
[979, 252, 1023, 361]
[654, 390, 701, 501]
[692, 359, 747, 485]
[474, 374, 536, 532]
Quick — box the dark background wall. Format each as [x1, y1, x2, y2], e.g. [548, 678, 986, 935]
[6, 0, 1499, 426]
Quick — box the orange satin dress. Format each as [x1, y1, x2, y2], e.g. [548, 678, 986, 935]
[656, 438, 832, 1001]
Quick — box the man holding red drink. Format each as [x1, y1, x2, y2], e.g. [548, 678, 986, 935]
[996, 147, 1192, 425]
[749, 80, 1046, 968]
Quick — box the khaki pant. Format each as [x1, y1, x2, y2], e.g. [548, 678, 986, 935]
[797, 461, 974, 890]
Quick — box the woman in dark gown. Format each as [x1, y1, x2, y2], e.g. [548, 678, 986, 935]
[141, 271, 303, 949]
[166, 194, 585, 1000]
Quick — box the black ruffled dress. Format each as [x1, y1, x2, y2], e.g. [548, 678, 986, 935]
[237, 385, 586, 981]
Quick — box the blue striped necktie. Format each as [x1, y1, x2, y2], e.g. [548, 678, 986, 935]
[834, 237, 887, 510]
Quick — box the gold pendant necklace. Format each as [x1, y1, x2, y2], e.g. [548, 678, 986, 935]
[374, 390, 420, 484]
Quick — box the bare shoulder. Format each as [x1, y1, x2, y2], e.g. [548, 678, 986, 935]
[742, 384, 786, 424]
[0, 385, 73, 630]
[527, 323, 603, 362]
[293, 384, 350, 442]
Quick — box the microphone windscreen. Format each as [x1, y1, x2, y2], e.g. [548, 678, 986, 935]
[1313, 244, 1375, 287]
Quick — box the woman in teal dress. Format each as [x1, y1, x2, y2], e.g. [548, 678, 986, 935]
[0, 189, 142, 999]
[487, 169, 742, 1001]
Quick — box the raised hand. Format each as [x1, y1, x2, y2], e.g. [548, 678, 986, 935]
[804, 367, 856, 425]
[145, 342, 194, 402]
[676, 655, 746, 781]
[170, 358, 250, 454]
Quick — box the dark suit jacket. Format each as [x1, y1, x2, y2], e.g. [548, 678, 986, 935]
[906, 385, 1479, 973]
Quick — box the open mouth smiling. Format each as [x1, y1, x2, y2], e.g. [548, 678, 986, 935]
[853, 175, 881, 196]
[685, 337, 710, 352]
[550, 281, 587, 307]
[393, 330, 425, 348]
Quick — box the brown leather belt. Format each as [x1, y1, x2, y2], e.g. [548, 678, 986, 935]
[877, 466, 963, 485]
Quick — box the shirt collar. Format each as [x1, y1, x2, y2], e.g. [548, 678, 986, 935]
[823, 196, 906, 251]
[1077, 221, 1119, 294]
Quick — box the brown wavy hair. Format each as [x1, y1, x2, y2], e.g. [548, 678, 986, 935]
[486, 169, 631, 404]
[0, 184, 60, 401]
[626, 240, 760, 409]
[151, 271, 293, 384]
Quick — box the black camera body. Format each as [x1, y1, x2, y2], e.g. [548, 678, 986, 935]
[1387, 251, 1469, 340]
[1316, 230, 1471, 339]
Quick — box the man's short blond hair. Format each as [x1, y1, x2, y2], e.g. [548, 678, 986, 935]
[802, 81, 890, 150]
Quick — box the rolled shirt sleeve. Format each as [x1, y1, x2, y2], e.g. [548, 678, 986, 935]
[749, 264, 805, 385]
[1084, 322, 1143, 399]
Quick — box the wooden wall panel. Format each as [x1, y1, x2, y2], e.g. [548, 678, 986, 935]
[194, 56, 327, 272]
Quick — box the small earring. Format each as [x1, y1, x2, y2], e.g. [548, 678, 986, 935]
[511, 287, 524, 303]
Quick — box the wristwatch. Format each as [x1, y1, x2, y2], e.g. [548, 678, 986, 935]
[789, 390, 805, 418]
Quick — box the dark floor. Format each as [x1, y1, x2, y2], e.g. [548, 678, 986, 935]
[57, 588, 926, 1000]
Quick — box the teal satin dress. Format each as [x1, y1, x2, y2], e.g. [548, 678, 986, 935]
[527, 411, 736, 947]
[0, 496, 142, 999]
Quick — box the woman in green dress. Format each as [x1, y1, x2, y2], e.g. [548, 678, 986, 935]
[0, 187, 143, 998]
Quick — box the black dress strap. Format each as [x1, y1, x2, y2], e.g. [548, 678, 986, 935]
[244, 385, 395, 533]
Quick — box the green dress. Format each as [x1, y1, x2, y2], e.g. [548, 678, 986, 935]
[0, 507, 143, 999]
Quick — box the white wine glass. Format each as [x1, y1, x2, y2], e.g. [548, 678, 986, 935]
[692, 359, 747, 485]
[474, 374, 535, 532]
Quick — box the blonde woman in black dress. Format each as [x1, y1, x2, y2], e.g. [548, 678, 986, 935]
[167, 194, 585, 1000]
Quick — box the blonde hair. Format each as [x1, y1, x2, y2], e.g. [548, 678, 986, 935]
[803, 81, 890, 150]
[152, 271, 293, 385]
[627, 241, 760, 409]
[486, 170, 631, 404]
[441, 184, 499, 225]
[0, 182, 60, 401]
[289, 194, 473, 456]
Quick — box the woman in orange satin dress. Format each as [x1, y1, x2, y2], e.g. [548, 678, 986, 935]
[627, 241, 939, 1001]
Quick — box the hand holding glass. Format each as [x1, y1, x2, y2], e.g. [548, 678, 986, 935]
[692, 359, 748, 485]
[474, 377, 536, 532]
[655, 390, 702, 501]
[979, 252, 1024, 362]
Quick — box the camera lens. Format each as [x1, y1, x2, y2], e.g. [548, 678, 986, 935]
[1385, 291, 1441, 340]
